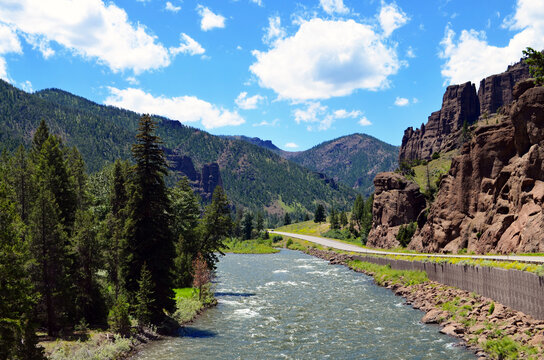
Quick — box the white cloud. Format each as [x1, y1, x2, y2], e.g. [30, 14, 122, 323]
[293, 102, 363, 131]
[0, 23, 22, 81]
[235, 92, 265, 110]
[169, 33, 205, 56]
[379, 2, 409, 37]
[406, 46, 415, 58]
[394, 96, 409, 106]
[197, 5, 226, 31]
[250, 0, 263, 6]
[105, 87, 245, 129]
[358, 116, 372, 126]
[253, 119, 279, 127]
[263, 16, 286, 45]
[250, 18, 401, 100]
[284, 142, 299, 148]
[126, 76, 139, 85]
[20, 80, 33, 92]
[0, 0, 176, 74]
[440, 0, 544, 85]
[319, 0, 349, 15]
[165, 1, 181, 13]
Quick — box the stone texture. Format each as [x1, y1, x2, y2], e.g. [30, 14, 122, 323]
[366, 172, 426, 248]
[410, 86, 544, 254]
[168, 153, 223, 202]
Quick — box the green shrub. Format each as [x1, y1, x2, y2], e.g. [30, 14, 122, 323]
[108, 295, 131, 336]
[432, 152, 440, 160]
[396, 222, 417, 247]
[483, 337, 519, 360]
[286, 239, 293, 247]
[489, 302, 495, 315]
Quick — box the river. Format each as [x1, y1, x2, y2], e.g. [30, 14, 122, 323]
[133, 249, 475, 359]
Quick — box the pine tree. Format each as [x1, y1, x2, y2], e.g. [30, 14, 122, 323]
[135, 263, 154, 327]
[0, 180, 44, 359]
[170, 177, 201, 287]
[12, 145, 32, 223]
[329, 208, 339, 230]
[351, 194, 364, 232]
[283, 212, 291, 226]
[31, 119, 49, 155]
[255, 211, 264, 233]
[66, 146, 88, 210]
[314, 204, 326, 223]
[71, 209, 106, 326]
[124, 114, 175, 323]
[339, 211, 348, 228]
[200, 186, 232, 268]
[242, 212, 254, 240]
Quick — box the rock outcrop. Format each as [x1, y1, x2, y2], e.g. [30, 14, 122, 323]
[478, 61, 530, 115]
[399, 61, 530, 163]
[366, 172, 426, 248]
[410, 85, 544, 254]
[169, 153, 223, 202]
[399, 82, 479, 162]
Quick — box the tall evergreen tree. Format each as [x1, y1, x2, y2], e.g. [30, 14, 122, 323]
[124, 114, 175, 323]
[200, 186, 232, 268]
[339, 211, 348, 228]
[66, 146, 88, 210]
[242, 212, 254, 240]
[0, 180, 44, 359]
[255, 211, 264, 233]
[12, 145, 32, 223]
[31, 119, 50, 155]
[283, 212, 291, 226]
[329, 208, 339, 229]
[135, 263, 154, 327]
[170, 177, 201, 287]
[314, 204, 326, 223]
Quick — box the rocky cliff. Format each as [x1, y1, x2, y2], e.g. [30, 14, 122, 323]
[399, 61, 530, 163]
[409, 83, 544, 254]
[169, 154, 223, 202]
[366, 172, 426, 248]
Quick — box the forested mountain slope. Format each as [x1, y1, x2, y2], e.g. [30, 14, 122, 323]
[0, 80, 356, 214]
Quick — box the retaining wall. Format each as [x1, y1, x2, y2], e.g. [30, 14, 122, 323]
[352, 255, 544, 320]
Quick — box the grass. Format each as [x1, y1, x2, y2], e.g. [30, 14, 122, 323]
[275, 220, 330, 236]
[174, 287, 199, 300]
[222, 238, 279, 254]
[409, 150, 457, 193]
[44, 332, 133, 360]
[346, 260, 429, 286]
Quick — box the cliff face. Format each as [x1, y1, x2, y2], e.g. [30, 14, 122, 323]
[409, 85, 544, 254]
[366, 172, 426, 248]
[169, 154, 223, 202]
[399, 61, 530, 163]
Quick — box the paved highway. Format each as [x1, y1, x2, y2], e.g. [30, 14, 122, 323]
[269, 231, 544, 264]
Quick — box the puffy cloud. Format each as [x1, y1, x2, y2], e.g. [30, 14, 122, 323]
[379, 2, 409, 37]
[0, 23, 21, 81]
[197, 5, 226, 31]
[169, 33, 205, 56]
[250, 18, 401, 100]
[358, 116, 372, 126]
[250, 0, 263, 6]
[0, 0, 179, 74]
[293, 102, 364, 131]
[284, 142, 299, 148]
[440, 0, 544, 85]
[262, 16, 286, 45]
[105, 87, 245, 129]
[319, 0, 349, 15]
[165, 2, 181, 13]
[20, 80, 33, 92]
[235, 92, 265, 110]
[394, 97, 409, 106]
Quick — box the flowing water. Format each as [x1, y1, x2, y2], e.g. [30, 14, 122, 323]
[134, 250, 475, 359]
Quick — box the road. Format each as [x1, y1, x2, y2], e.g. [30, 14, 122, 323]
[269, 231, 544, 264]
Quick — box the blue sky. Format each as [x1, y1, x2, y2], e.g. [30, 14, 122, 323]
[0, 0, 543, 150]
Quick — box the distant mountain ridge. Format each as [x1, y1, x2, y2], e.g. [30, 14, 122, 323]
[231, 133, 399, 195]
[0, 80, 356, 217]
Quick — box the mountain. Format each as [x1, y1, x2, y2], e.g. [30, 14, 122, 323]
[223, 135, 283, 153]
[231, 134, 399, 195]
[0, 80, 356, 217]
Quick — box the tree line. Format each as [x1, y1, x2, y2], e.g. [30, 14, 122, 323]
[0, 115, 232, 359]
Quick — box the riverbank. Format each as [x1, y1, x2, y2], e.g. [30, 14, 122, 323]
[41, 289, 216, 360]
[305, 248, 544, 359]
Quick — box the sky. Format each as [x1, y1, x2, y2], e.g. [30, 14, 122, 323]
[0, 0, 543, 150]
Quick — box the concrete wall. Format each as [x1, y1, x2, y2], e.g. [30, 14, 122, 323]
[352, 255, 544, 320]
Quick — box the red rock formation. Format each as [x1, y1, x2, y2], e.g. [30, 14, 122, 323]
[410, 85, 544, 254]
[400, 61, 531, 163]
[367, 172, 426, 248]
[399, 82, 479, 162]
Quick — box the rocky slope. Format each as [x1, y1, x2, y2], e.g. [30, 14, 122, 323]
[410, 83, 544, 254]
[400, 61, 530, 163]
[366, 172, 426, 248]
